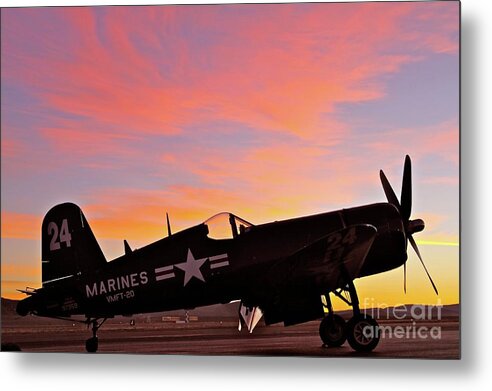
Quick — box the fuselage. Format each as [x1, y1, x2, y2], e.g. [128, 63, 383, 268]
[17, 202, 407, 319]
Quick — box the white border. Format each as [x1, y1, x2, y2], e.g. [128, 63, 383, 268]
[2, 0, 491, 389]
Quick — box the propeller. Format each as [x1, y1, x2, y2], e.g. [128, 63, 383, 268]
[380, 155, 438, 295]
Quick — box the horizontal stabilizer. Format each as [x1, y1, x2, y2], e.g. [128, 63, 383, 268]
[16, 287, 38, 296]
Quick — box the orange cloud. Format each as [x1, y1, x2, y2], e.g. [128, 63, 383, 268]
[1, 212, 41, 240]
[159, 139, 367, 214]
[2, 263, 40, 279]
[80, 186, 253, 243]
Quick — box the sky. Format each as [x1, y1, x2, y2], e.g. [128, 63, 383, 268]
[1, 2, 459, 308]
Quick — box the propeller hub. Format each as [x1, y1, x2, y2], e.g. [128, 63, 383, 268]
[407, 218, 425, 235]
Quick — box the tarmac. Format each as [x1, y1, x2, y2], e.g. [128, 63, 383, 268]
[1, 317, 459, 358]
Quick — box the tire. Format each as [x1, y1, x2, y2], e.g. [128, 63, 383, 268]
[319, 314, 346, 347]
[346, 314, 380, 352]
[85, 337, 98, 353]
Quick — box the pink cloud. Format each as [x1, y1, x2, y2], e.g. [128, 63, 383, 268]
[1, 137, 24, 158]
[366, 119, 459, 166]
[40, 126, 141, 157]
[158, 138, 365, 212]
[2, 3, 459, 150]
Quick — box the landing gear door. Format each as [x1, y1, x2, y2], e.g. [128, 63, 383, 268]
[238, 301, 264, 333]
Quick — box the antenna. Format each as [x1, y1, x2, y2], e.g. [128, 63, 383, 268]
[166, 212, 172, 237]
[124, 240, 133, 255]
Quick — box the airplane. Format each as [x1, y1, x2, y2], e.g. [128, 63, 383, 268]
[15, 155, 437, 353]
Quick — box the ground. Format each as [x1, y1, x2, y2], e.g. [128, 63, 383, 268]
[1, 316, 459, 358]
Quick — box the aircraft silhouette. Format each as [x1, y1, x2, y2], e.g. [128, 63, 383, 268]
[16, 155, 436, 353]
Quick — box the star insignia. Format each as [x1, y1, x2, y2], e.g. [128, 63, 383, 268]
[174, 248, 207, 286]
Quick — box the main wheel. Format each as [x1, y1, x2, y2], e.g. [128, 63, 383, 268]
[85, 337, 98, 353]
[319, 314, 346, 347]
[346, 314, 380, 352]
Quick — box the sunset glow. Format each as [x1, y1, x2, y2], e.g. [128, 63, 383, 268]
[1, 2, 459, 308]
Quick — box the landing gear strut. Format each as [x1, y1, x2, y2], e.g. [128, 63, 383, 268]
[85, 318, 106, 353]
[320, 281, 380, 352]
[319, 294, 346, 347]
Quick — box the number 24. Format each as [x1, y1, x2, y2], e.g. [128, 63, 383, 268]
[48, 219, 72, 251]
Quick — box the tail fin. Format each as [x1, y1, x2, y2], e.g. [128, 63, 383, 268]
[42, 203, 106, 285]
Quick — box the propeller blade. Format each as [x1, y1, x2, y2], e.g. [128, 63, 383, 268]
[403, 262, 407, 294]
[408, 235, 438, 295]
[400, 155, 412, 221]
[380, 169, 400, 208]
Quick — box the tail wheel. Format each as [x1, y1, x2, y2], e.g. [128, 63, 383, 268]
[319, 314, 346, 347]
[346, 314, 380, 352]
[85, 318, 106, 353]
[85, 337, 98, 353]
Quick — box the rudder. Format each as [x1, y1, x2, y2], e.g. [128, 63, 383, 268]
[42, 203, 106, 285]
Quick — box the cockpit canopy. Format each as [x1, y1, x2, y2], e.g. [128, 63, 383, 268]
[203, 212, 253, 239]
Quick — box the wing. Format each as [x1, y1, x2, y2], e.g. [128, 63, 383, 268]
[251, 224, 377, 305]
[278, 224, 377, 288]
[237, 224, 377, 328]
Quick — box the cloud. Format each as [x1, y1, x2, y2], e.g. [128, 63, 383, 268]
[40, 126, 142, 157]
[1, 212, 42, 239]
[80, 186, 254, 242]
[1, 263, 41, 279]
[2, 3, 459, 150]
[365, 118, 459, 168]
[0, 138, 24, 158]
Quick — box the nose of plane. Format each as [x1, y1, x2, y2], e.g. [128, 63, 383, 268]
[407, 218, 425, 235]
